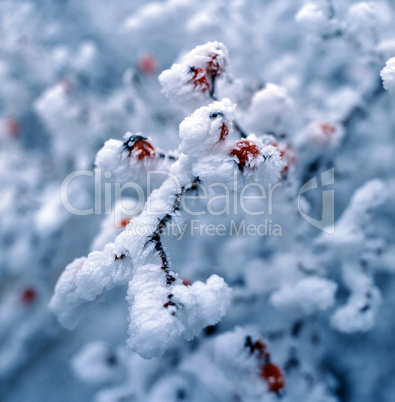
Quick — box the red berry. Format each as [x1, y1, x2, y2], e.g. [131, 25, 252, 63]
[129, 139, 156, 160]
[206, 53, 225, 77]
[119, 218, 131, 227]
[230, 139, 261, 171]
[219, 123, 229, 141]
[272, 142, 297, 176]
[5, 117, 20, 138]
[182, 279, 192, 287]
[189, 67, 210, 93]
[306, 122, 339, 148]
[21, 287, 37, 305]
[320, 122, 336, 137]
[260, 363, 285, 393]
[138, 54, 157, 75]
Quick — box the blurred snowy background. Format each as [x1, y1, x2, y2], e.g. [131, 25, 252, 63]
[1, 0, 395, 401]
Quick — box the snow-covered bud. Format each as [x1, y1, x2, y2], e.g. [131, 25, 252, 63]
[179, 98, 235, 156]
[245, 83, 293, 134]
[95, 133, 158, 182]
[230, 135, 283, 188]
[381, 57, 395, 96]
[270, 141, 296, 177]
[195, 134, 283, 191]
[138, 54, 157, 75]
[185, 41, 229, 78]
[159, 63, 210, 105]
[159, 42, 229, 106]
[302, 121, 344, 150]
[123, 134, 156, 161]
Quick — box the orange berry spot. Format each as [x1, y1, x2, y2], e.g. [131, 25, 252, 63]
[138, 54, 157, 75]
[230, 139, 261, 171]
[260, 363, 285, 393]
[320, 122, 336, 137]
[6, 117, 20, 137]
[119, 218, 131, 227]
[182, 279, 192, 287]
[21, 288, 37, 305]
[219, 123, 229, 141]
[272, 142, 297, 176]
[129, 139, 156, 160]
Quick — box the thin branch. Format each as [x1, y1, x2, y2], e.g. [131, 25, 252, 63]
[209, 76, 248, 139]
[144, 178, 201, 306]
[233, 120, 248, 139]
[209, 75, 217, 99]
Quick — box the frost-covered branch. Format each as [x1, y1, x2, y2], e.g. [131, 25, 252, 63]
[51, 44, 283, 358]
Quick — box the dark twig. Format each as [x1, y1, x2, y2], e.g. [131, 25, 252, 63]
[233, 120, 248, 139]
[209, 75, 248, 139]
[209, 75, 217, 99]
[144, 178, 201, 305]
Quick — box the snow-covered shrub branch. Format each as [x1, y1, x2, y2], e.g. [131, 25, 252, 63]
[2, 1, 395, 400]
[51, 42, 284, 359]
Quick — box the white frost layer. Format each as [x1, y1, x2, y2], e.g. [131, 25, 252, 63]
[246, 83, 293, 133]
[51, 98, 284, 359]
[179, 98, 235, 157]
[159, 63, 209, 106]
[331, 286, 381, 333]
[182, 41, 229, 74]
[127, 267, 231, 359]
[159, 41, 228, 107]
[50, 249, 132, 329]
[270, 277, 337, 315]
[95, 134, 160, 183]
[381, 57, 395, 96]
